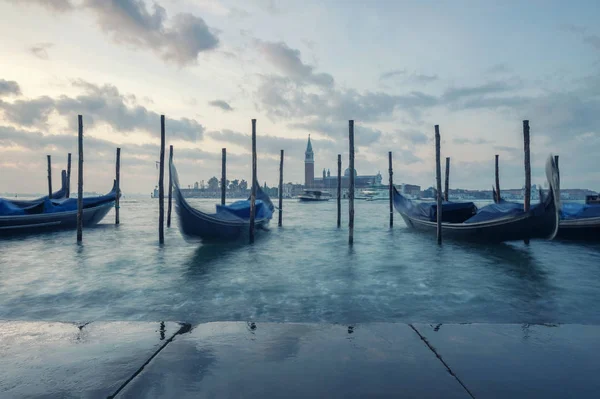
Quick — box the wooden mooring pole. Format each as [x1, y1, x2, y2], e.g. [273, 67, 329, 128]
[554, 154, 559, 187]
[435, 125, 442, 245]
[249, 119, 257, 243]
[278, 149, 284, 227]
[221, 148, 226, 206]
[77, 115, 83, 243]
[388, 151, 393, 228]
[159, 115, 165, 244]
[349, 120, 355, 245]
[167, 145, 173, 227]
[444, 157, 450, 202]
[67, 153, 71, 198]
[337, 154, 341, 228]
[495, 154, 500, 202]
[47, 155, 52, 198]
[115, 147, 121, 225]
[523, 120, 531, 213]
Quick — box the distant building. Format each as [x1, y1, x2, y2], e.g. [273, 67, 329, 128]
[303, 136, 382, 189]
[401, 184, 421, 197]
[304, 135, 315, 188]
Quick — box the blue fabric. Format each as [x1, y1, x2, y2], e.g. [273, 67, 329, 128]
[561, 203, 600, 220]
[464, 202, 524, 224]
[0, 190, 116, 216]
[0, 199, 27, 215]
[395, 192, 477, 223]
[215, 199, 273, 220]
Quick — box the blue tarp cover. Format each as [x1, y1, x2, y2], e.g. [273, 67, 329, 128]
[464, 202, 524, 224]
[215, 199, 272, 220]
[0, 191, 116, 216]
[561, 203, 600, 220]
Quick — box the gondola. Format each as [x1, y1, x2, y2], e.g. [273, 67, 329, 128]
[393, 155, 560, 242]
[171, 162, 274, 241]
[0, 180, 118, 236]
[493, 180, 600, 241]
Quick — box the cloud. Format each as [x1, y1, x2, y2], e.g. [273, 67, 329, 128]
[379, 69, 437, 84]
[257, 41, 334, 87]
[29, 42, 54, 60]
[208, 129, 336, 156]
[10, 0, 219, 66]
[208, 100, 233, 111]
[486, 64, 512, 74]
[453, 137, 493, 145]
[583, 35, 600, 50]
[442, 81, 517, 102]
[379, 69, 406, 80]
[0, 79, 22, 97]
[0, 80, 204, 141]
[12, 0, 74, 11]
[398, 129, 429, 145]
[288, 120, 382, 146]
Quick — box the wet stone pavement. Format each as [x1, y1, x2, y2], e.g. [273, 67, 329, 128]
[1, 321, 599, 398]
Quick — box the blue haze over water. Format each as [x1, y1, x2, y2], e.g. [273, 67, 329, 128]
[1, 198, 600, 324]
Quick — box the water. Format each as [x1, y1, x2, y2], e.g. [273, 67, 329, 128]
[1, 198, 600, 325]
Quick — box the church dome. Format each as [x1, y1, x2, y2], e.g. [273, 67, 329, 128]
[344, 167, 357, 177]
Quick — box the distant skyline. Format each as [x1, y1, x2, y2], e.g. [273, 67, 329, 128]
[1, 0, 599, 194]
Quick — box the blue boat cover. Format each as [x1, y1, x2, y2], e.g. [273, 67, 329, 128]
[463, 202, 524, 224]
[216, 199, 272, 220]
[561, 202, 600, 220]
[0, 190, 117, 216]
[400, 199, 477, 223]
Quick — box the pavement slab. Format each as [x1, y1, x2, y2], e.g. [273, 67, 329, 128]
[412, 323, 600, 399]
[0, 320, 185, 399]
[117, 322, 469, 398]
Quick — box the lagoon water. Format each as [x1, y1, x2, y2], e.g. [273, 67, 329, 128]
[1, 198, 600, 324]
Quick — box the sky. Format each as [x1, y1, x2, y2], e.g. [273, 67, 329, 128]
[0, 0, 599, 195]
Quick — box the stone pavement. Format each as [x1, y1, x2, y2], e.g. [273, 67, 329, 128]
[1, 321, 599, 398]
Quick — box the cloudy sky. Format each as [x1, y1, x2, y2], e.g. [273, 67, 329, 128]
[1, 0, 599, 195]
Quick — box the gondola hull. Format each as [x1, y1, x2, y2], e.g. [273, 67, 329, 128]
[396, 204, 557, 242]
[556, 217, 600, 239]
[175, 192, 271, 241]
[394, 155, 560, 243]
[171, 162, 273, 242]
[0, 202, 114, 236]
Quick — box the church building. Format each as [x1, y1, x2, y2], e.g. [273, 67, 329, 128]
[303, 136, 382, 189]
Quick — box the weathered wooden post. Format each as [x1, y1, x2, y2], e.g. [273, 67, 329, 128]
[554, 154, 559, 187]
[115, 147, 121, 225]
[67, 153, 71, 198]
[77, 115, 83, 243]
[388, 151, 393, 228]
[61, 170, 66, 196]
[249, 119, 257, 243]
[435, 125, 442, 245]
[349, 120, 355, 245]
[221, 148, 226, 206]
[495, 154, 500, 202]
[159, 115, 165, 244]
[444, 157, 450, 202]
[47, 155, 52, 198]
[523, 120, 531, 213]
[337, 154, 341, 228]
[278, 149, 284, 227]
[167, 145, 173, 228]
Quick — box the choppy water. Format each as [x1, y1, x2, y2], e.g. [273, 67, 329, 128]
[1, 198, 600, 324]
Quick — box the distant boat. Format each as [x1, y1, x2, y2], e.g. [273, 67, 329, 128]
[364, 189, 389, 201]
[0, 180, 118, 236]
[298, 190, 331, 202]
[171, 162, 274, 241]
[394, 155, 560, 242]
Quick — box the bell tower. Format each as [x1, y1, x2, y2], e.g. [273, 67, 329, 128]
[304, 135, 314, 188]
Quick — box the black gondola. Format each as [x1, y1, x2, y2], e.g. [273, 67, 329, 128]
[171, 162, 274, 241]
[0, 180, 118, 236]
[393, 155, 560, 242]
